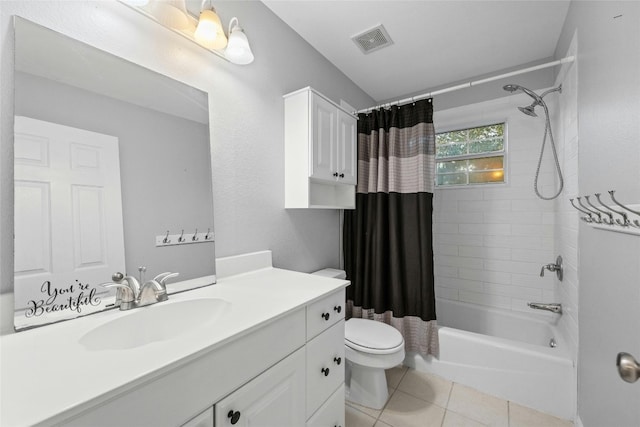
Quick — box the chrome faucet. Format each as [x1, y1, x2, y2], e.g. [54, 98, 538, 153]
[540, 255, 563, 281]
[103, 270, 179, 310]
[527, 302, 563, 314]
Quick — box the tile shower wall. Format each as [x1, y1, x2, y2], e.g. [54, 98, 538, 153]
[433, 93, 561, 314]
[552, 33, 579, 361]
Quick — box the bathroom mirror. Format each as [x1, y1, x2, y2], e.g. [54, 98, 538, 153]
[13, 18, 216, 330]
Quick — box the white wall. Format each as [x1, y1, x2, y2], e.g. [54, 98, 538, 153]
[551, 32, 579, 362]
[0, 1, 374, 322]
[433, 93, 560, 314]
[555, 2, 640, 426]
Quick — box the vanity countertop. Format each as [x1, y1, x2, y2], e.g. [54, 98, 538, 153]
[0, 265, 348, 427]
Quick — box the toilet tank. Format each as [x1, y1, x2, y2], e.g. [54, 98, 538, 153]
[311, 268, 346, 279]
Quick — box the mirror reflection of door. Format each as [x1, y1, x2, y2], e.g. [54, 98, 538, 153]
[14, 116, 125, 329]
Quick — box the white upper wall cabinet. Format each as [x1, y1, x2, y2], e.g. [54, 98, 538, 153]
[284, 87, 357, 209]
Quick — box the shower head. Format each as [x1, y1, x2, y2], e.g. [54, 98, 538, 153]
[518, 104, 538, 117]
[502, 84, 543, 103]
[502, 84, 520, 93]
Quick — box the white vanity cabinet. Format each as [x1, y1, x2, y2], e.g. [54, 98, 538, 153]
[1, 261, 349, 427]
[305, 289, 346, 426]
[284, 87, 358, 209]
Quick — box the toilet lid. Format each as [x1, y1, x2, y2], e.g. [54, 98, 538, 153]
[345, 319, 404, 354]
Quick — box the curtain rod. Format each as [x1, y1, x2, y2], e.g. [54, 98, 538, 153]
[356, 56, 575, 114]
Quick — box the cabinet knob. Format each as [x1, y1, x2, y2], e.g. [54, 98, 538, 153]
[339, 173, 345, 178]
[321, 312, 330, 321]
[333, 305, 342, 313]
[227, 410, 241, 425]
[321, 367, 330, 377]
[334, 357, 342, 365]
[333, 172, 339, 177]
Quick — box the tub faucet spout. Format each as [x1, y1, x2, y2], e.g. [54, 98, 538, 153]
[527, 302, 562, 314]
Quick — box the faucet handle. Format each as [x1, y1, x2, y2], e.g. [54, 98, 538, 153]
[153, 272, 180, 285]
[103, 283, 136, 310]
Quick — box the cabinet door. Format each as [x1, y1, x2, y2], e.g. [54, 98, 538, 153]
[306, 385, 345, 427]
[182, 407, 214, 427]
[336, 110, 357, 185]
[306, 320, 345, 418]
[310, 93, 337, 182]
[215, 347, 306, 427]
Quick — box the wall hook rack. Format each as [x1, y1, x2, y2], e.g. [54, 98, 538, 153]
[155, 228, 215, 247]
[569, 190, 640, 236]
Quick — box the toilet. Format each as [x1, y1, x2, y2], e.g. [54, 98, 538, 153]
[312, 269, 406, 410]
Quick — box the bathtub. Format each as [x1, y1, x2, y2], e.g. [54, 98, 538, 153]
[405, 298, 575, 420]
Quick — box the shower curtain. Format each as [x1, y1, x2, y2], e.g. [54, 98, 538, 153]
[343, 98, 438, 357]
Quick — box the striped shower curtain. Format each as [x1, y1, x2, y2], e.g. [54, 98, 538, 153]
[343, 98, 438, 357]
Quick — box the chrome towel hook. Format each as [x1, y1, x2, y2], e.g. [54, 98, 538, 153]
[569, 190, 640, 235]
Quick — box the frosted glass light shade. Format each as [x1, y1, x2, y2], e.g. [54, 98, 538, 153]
[225, 26, 254, 65]
[150, 0, 190, 30]
[195, 9, 228, 50]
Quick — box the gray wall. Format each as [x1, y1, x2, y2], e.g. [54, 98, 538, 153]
[15, 71, 215, 281]
[555, 2, 640, 426]
[0, 0, 374, 308]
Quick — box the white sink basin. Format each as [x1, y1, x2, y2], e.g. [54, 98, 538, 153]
[79, 298, 231, 351]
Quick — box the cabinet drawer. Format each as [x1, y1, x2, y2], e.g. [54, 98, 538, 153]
[307, 289, 345, 340]
[306, 320, 345, 418]
[306, 384, 345, 427]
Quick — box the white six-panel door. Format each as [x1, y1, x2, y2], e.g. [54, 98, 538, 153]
[14, 116, 125, 324]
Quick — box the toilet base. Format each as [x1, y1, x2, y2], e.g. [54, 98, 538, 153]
[345, 360, 390, 410]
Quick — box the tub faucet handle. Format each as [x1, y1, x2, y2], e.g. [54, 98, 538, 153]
[540, 255, 563, 281]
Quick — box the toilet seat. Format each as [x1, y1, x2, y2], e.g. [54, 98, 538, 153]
[345, 319, 404, 355]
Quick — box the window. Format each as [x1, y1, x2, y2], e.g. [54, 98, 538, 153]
[435, 123, 505, 186]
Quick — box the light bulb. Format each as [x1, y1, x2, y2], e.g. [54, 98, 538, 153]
[195, 9, 227, 50]
[225, 21, 254, 65]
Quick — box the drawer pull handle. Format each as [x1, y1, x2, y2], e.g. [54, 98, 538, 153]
[321, 367, 330, 377]
[334, 357, 342, 365]
[333, 305, 342, 313]
[227, 410, 241, 425]
[333, 172, 339, 177]
[321, 312, 330, 321]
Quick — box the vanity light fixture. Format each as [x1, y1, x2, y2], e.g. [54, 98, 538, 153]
[194, 3, 227, 50]
[149, 0, 190, 30]
[225, 17, 254, 65]
[120, 0, 255, 65]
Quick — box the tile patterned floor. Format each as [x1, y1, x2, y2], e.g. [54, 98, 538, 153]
[345, 366, 573, 427]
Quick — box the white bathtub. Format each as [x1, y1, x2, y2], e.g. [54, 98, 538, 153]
[405, 298, 575, 421]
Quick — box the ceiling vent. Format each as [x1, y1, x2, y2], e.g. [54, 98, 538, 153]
[351, 24, 393, 54]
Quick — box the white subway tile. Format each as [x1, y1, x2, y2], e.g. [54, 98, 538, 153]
[459, 246, 511, 260]
[459, 290, 512, 310]
[511, 272, 554, 289]
[511, 224, 554, 237]
[435, 244, 458, 256]
[459, 267, 511, 285]
[437, 255, 484, 269]
[511, 248, 554, 263]
[484, 283, 542, 300]
[484, 259, 540, 275]
[434, 265, 458, 278]
[458, 200, 511, 212]
[434, 223, 459, 234]
[435, 233, 484, 247]
[435, 286, 459, 301]
[458, 223, 512, 236]
[437, 276, 483, 291]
